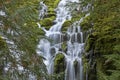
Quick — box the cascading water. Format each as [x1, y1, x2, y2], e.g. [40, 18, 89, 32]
[65, 20, 84, 80]
[37, 0, 86, 80]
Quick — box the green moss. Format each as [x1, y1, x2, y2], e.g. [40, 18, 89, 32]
[82, 56, 89, 72]
[43, 0, 59, 17]
[80, 16, 92, 31]
[85, 34, 95, 52]
[39, 0, 60, 30]
[62, 20, 72, 27]
[62, 20, 72, 32]
[47, 13, 56, 17]
[39, 15, 55, 29]
[61, 42, 67, 51]
[48, 7, 55, 12]
[43, 0, 59, 9]
[40, 18, 53, 27]
[54, 53, 65, 74]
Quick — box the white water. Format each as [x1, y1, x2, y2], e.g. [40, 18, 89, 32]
[37, 0, 86, 80]
[65, 20, 84, 80]
[39, 1, 48, 20]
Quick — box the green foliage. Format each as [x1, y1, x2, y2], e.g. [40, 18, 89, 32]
[82, 0, 120, 80]
[96, 54, 120, 80]
[114, 45, 120, 54]
[80, 16, 92, 31]
[0, 0, 48, 79]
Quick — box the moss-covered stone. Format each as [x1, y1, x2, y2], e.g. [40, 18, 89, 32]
[39, 0, 60, 30]
[54, 53, 65, 74]
[43, 0, 59, 15]
[43, 0, 59, 9]
[61, 42, 67, 52]
[39, 17, 55, 29]
[46, 13, 56, 17]
[62, 20, 72, 32]
[40, 18, 53, 26]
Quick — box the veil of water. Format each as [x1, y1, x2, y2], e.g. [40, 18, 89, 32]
[64, 20, 84, 80]
[37, 0, 86, 80]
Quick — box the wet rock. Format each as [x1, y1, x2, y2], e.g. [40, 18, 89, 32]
[50, 47, 56, 55]
[63, 33, 69, 41]
[52, 21, 57, 25]
[54, 53, 65, 74]
[62, 20, 72, 32]
[77, 33, 81, 43]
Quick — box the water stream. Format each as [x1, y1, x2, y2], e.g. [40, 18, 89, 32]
[37, 0, 85, 80]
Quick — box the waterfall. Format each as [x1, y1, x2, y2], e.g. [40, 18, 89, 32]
[37, 0, 86, 80]
[65, 20, 84, 80]
[39, 1, 48, 20]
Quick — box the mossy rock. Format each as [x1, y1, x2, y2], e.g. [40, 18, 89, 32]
[40, 18, 53, 26]
[39, 15, 56, 29]
[46, 13, 56, 17]
[62, 20, 72, 32]
[61, 42, 67, 52]
[43, 0, 59, 9]
[54, 53, 65, 74]
[48, 8, 55, 12]
[39, 0, 59, 30]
